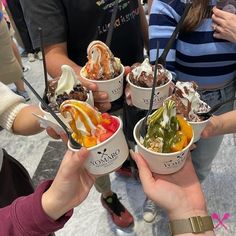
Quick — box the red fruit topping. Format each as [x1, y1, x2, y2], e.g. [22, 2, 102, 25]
[101, 113, 119, 133]
[99, 131, 114, 142]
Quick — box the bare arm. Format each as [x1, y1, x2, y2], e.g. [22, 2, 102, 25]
[202, 110, 236, 138]
[12, 105, 44, 135]
[45, 42, 82, 79]
[148, 0, 153, 14]
[138, 0, 149, 51]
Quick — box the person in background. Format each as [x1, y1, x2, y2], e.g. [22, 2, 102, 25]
[146, 0, 236, 222]
[0, 1, 30, 101]
[3, 0, 42, 62]
[20, 0, 148, 228]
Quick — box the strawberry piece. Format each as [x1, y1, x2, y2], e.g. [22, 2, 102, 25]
[106, 117, 119, 133]
[99, 131, 113, 142]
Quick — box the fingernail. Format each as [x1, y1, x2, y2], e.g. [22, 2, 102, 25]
[101, 93, 108, 99]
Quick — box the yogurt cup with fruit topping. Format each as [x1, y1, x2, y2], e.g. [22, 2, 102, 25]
[80, 40, 124, 102]
[61, 100, 129, 175]
[134, 100, 194, 174]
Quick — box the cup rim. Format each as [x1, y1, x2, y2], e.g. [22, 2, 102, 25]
[39, 90, 91, 115]
[188, 118, 210, 124]
[68, 116, 123, 151]
[126, 69, 172, 90]
[80, 65, 124, 83]
[133, 117, 194, 156]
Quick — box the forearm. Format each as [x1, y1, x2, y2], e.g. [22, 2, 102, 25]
[214, 110, 236, 135]
[45, 43, 82, 78]
[0, 181, 72, 236]
[148, 0, 153, 14]
[138, 0, 149, 51]
[12, 105, 44, 135]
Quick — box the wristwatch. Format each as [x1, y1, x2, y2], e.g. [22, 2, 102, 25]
[169, 216, 214, 235]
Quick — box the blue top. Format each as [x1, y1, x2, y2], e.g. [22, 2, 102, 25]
[149, 0, 236, 89]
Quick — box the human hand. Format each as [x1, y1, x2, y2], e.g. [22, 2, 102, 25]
[131, 151, 207, 220]
[124, 66, 134, 106]
[201, 115, 222, 138]
[42, 148, 95, 220]
[212, 7, 236, 43]
[79, 75, 111, 112]
[46, 127, 68, 143]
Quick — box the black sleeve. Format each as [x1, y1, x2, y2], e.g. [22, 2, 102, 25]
[20, 0, 67, 49]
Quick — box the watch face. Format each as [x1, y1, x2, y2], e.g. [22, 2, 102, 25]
[217, 0, 236, 14]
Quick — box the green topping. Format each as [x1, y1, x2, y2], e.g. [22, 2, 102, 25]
[144, 100, 179, 153]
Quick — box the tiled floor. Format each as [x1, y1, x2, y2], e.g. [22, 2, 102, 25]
[1, 58, 236, 235]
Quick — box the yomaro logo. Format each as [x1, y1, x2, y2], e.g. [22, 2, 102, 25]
[90, 148, 120, 168]
[142, 91, 166, 105]
[164, 152, 185, 168]
[112, 80, 122, 95]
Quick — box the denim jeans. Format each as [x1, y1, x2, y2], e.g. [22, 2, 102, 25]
[192, 80, 236, 182]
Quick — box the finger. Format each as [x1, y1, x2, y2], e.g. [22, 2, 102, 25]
[130, 150, 156, 189]
[95, 102, 111, 112]
[124, 66, 131, 76]
[212, 14, 225, 25]
[67, 147, 89, 168]
[59, 132, 69, 143]
[93, 91, 108, 101]
[189, 144, 196, 151]
[46, 127, 61, 139]
[213, 32, 226, 40]
[79, 77, 97, 91]
[212, 6, 225, 18]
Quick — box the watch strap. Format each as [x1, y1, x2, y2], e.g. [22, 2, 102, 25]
[169, 216, 214, 235]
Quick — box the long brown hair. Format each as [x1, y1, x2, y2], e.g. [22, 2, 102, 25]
[182, 0, 209, 32]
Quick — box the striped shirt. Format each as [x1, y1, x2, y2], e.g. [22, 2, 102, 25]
[149, 0, 236, 89]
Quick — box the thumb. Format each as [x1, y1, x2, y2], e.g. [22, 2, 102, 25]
[124, 66, 131, 76]
[64, 147, 89, 172]
[130, 150, 156, 190]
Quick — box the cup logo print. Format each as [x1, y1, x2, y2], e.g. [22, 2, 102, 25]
[112, 80, 122, 95]
[164, 152, 185, 168]
[143, 91, 161, 105]
[212, 212, 230, 230]
[90, 148, 120, 167]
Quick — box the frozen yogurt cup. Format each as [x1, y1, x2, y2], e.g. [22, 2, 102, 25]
[40, 65, 94, 129]
[133, 100, 194, 174]
[168, 81, 211, 142]
[80, 65, 124, 102]
[80, 40, 124, 102]
[188, 119, 209, 143]
[68, 116, 128, 175]
[126, 59, 172, 110]
[60, 100, 128, 175]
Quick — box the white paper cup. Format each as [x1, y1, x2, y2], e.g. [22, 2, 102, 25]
[189, 119, 209, 143]
[68, 117, 129, 175]
[127, 70, 172, 110]
[39, 91, 94, 128]
[80, 65, 124, 102]
[133, 117, 194, 174]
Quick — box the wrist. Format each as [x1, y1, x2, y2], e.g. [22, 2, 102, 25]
[42, 189, 70, 221]
[168, 209, 208, 221]
[169, 212, 214, 236]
